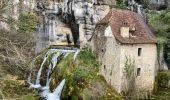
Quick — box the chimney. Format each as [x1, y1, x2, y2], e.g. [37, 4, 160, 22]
[120, 21, 130, 37]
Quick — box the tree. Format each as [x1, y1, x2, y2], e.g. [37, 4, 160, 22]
[148, 10, 170, 69]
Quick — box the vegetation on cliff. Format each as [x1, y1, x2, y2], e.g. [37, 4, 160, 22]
[18, 12, 39, 36]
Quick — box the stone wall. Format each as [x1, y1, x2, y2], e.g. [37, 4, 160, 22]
[91, 26, 122, 92]
[101, 36, 122, 92]
[120, 44, 157, 92]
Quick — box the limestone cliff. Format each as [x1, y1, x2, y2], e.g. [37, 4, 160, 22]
[35, 0, 111, 51]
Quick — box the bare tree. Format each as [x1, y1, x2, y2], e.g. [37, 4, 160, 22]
[0, 28, 36, 75]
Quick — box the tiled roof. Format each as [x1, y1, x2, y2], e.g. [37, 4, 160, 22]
[97, 8, 157, 44]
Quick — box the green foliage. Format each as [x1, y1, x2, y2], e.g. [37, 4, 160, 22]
[124, 56, 135, 79]
[114, 0, 127, 9]
[148, 10, 170, 61]
[158, 71, 170, 88]
[123, 56, 139, 99]
[18, 12, 38, 36]
[77, 48, 98, 66]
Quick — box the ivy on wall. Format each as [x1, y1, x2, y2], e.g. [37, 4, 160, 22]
[123, 56, 138, 99]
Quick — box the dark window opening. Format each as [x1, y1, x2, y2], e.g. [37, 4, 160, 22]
[104, 65, 107, 75]
[101, 48, 105, 53]
[137, 68, 141, 76]
[138, 48, 142, 56]
[104, 65, 106, 69]
[130, 26, 136, 37]
[130, 32, 135, 36]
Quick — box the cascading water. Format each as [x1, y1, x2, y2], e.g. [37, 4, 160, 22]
[28, 48, 79, 100]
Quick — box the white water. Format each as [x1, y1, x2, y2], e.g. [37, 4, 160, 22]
[46, 79, 66, 100]
[74, 49, 80, 60]
[28, 48, 79, 100]
[36, 54, 49, 85]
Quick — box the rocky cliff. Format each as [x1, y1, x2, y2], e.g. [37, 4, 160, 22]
[35, 0, 112, 51]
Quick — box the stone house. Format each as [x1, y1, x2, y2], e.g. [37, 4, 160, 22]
[91, 8, 157, 93]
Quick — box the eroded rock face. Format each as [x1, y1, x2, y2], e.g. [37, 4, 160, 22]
[128, 0, 146, 17]
[149, 0, 166, 10]
[36, 0, 111, 49]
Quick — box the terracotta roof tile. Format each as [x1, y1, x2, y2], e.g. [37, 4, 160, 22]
[97, 8, 157, 44]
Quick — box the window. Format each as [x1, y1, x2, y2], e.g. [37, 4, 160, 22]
[138, 48, 142, 56]
[104, 65, 107, 75]
[104, 65, 106, 69]
[137, 68, 141, 76]
[101, 49, 104, 52]
[130, 32, 135, 37]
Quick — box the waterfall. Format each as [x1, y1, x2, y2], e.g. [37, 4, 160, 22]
[46, 63, 52, 87]
[74, 49, 80, 60]
[36, 52, 50, 85]
[28, 48, 79, 100]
